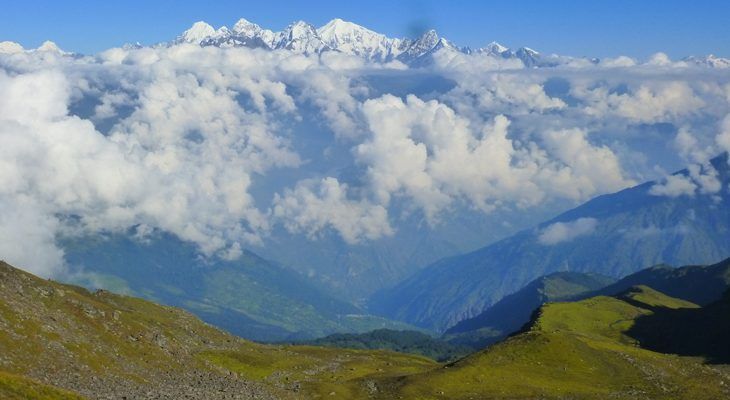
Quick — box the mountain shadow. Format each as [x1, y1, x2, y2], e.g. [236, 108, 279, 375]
[627, 289, 730, 364]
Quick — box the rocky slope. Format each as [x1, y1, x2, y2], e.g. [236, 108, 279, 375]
[0, 260, 436, 399]
[0, 260, 277, 399]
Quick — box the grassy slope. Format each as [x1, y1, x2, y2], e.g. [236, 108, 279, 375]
[199, 346, 436, 398]
[371, 286, 730, 399]
[0, 260, 435, 399]
[0, 371, 85, 400]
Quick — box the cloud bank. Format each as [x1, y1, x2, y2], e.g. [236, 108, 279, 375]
[0, 40, 729, 276]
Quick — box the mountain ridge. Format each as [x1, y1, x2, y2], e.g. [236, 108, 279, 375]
[163, 18, 730, 68]
[444, 256, 730, 348]
[170, 18, 534, 66]
[444, 271, 615, 347]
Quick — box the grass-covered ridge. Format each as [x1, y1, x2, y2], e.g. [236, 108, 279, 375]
[377, 285, 730, 399]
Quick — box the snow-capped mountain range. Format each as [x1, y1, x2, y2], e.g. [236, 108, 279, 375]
[170, 18, 560, 67]
[168, 18, 730, 68]
[1, 17, 728, 69]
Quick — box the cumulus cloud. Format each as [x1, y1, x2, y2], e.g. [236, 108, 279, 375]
[576, 81, 704, 123]
[540, 128, 635, 200]
[538, 217, 598, 245]
[649, 163, 721, 197]
[0, 40, 729, 276]
[649, 174, 698, 197]
[272, 177, 393, 243]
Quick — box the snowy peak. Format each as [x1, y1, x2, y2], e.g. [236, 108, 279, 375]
[395, 29, 463, 65]
[514, 47, 542, 67]
[167, 18, 515, 65]
[202, 18, 276, 49]
[479, 41, 509, 56]
[317, 18, 404, 61]
[414, 29, 441, 50]
[232, 18, 264, 36]
[397, 30, 440, 61]
[274, 20, 329, 54]
[317, 18, 364, 36]
[176, 21, 217, 44]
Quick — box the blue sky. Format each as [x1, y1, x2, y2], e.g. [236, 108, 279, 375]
[2, 0, 729, 58]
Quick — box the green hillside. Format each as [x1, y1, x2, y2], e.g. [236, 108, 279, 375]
[0, 371, 85, 400]
[61, 231, 416, 341]
[0, 260, 435, 399]
[376, 286, 730, 399]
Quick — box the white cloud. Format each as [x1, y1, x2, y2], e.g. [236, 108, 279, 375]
[646, 52, 672, 67]
[577, 81, 704, 123]
[0, 197, 64, 277]
[649, 174, 697, 197]
[538, 217, 598, 245]
[649, 163, 721, 198]
[0, 41, 729, 276]
[540, 128, 635, 200]
[718, 114, 730, 154]
[272, 178, 393, 243]
[599, 56, 637, 68]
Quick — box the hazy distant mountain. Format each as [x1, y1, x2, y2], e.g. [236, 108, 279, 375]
[371, 153, 730, 332]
